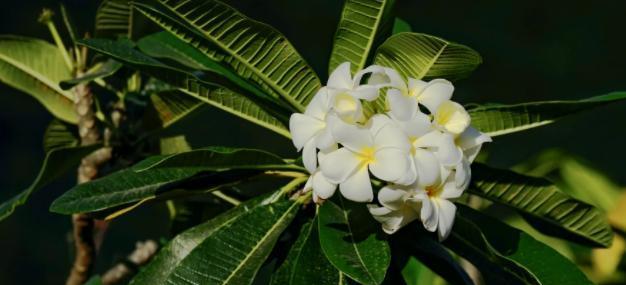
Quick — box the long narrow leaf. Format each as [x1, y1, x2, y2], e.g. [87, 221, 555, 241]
[468, 92, 626, 136]
[329, 0, 396, 74]
[469, 163, 614, 248]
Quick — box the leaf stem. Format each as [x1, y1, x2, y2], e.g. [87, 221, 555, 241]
[212, 190, 242, 206]
[39, 9, 73, 71]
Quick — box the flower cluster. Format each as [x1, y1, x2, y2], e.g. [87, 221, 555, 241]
[289, 62, 491, 240]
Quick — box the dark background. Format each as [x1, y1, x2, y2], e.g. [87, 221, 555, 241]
[1, 0, 625, 284]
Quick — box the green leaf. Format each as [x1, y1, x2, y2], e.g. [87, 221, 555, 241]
[0, 121, 98, 221]
[445, 205, 593, 285]
[400, 257, 444, 285]
[133, 0, 322, 112]
[469, 163, 614, 248]
[60, 59, 122, 90]
[95, 0, 133, 38]
[49, 147, 298, 214]
[395, 228, 472, 285]
[159, 135, 192, 154]
[43, 119, 79, 152]
[468, 91, 626, 136]
[318, 198, 391, 285]
[145, 91, 204, 130]
[374, 33, 481, 81]
[79, 38, 291, 138]
[85, 275, 103, 285]
[271, 218, 343, 285]
[0, 35, 76, 123]
[329, 0, 396, 74]
[392, 18, 412, 34]
[131, 194, 300, 285]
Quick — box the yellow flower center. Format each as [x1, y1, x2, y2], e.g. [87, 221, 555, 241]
[426, 185, 440, 197]
[359, 146, 376, 165]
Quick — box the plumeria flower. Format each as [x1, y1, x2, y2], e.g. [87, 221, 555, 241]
[326, 62, 387, 123]
[367, 185, 420, 234]
[289, 87, 336, 172]
[320, 114, 413, 202]
[453, 126, 492, 189]
[375, 68, 455, 121]
[410, 174, 464, 241]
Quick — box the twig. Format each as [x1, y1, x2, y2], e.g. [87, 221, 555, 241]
[101, 240, 159, 285]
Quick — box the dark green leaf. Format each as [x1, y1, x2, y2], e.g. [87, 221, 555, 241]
[60, 59, 122, 90]
[395, 228, 472, 285]
[0, 127, 99, 220]
[133, 0, 322, 112]
[49, 147, 298, 214]
[144, 91, 204, 130]
[95, 0, 133, 38]
[445, 205, 593, 285]
[318, 198, 391, 285]
[329, 0, 396, 74]
[131, 194, 300, 285]
[43, 119, 79, 152]
[79, 38, 291, 138]
[468, 92, 626, 136]
[470, 163, 614, 248]
[271, 218, 343, 285]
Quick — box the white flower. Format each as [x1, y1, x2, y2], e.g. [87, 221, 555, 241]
[289, 87, 336, 172]
[326, 62, 386, 123]
[369, 173, 464, 240]
[411, 174, 464, 241]
[378, 68, 454, 121]
[432, 100, 471, 135]
[320, 114, 413, 202]
[367, 186, 420, 234]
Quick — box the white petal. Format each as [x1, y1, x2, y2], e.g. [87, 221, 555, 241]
[434, 133, 463, 167]
[455, 158, 471, 190]
[367, 113, 393, 136]
[418, 79, 454, 113]
[413, 130, 446, 148]
[315, 126, 335, 151]
[352, 85, 379, 101]
[384, 68, 407, 91]
[414, 149, 441, 187]
[434, 101, 470, 135]
[312, 171, 337, 200]
[419, 195, 438, 232]
[302, 139, 318, 173]
[304, 87, 331, 120]
[354, 65, 385, 87]
[392, 112, 431, 139]
[327, 62, 353, 89]
[407, 78, 428, 96]
[304, 175, 313, 192]
[378, 185, 408, 210]
[368, 204, 419, 234]
[458, 126, 492, 162]
[339, 167, 373, 202]
[440, 177, 464, 199]
[387, 89, 417, 121]
[320, 148, 362, 184]
[436, 199, 457, 241]
[395, 157, 417, 186]
[370, 148, 410, 182]
[373, 122, 410, 151]
[331, 92, 363, 123]
[329, 115, 373, 152]
[289, 113, 324, 150]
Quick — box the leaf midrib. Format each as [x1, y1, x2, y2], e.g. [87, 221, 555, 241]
[221, 201, 298, 284]
[0, 52, 74, 102]
[417, 41, 448, 79]
[338, 197, 377, 284]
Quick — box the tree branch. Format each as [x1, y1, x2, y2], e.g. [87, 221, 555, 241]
[101, 240, 159, 285]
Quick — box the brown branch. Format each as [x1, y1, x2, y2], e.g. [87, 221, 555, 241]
[101, 240, 159, 285]
[66, 67, 113, 285]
